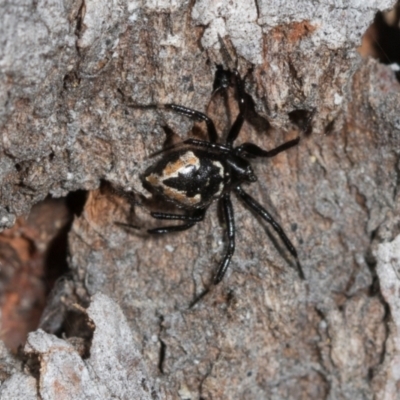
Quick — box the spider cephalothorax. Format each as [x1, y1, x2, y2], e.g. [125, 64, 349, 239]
[130, 68, 304, 283]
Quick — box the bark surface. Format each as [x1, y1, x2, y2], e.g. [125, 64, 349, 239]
[0, 0, 399, 399]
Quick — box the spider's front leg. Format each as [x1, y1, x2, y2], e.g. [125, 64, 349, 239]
[226, 69, 247, 146]
[124, 101, 219, 143]
[213, 193, 235, 284]
[235, 137, 300, 159]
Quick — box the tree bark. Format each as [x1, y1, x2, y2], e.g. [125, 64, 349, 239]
[1, 0, 399, 399]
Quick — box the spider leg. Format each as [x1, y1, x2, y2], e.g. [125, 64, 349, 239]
[148, 223, 196, 234]
[151, 210, 205, 221]
[123, 100, 218, 142]
[234, 186, 305, 280]
[213, 194, 235, 284]
[235, 137, 300, 158]
[182, 138, 231, 152]
[163, 104, 218, 143]
[147, 209, 205, 234]
[149, 139, 231, 159]
[226, 69, 247, 146]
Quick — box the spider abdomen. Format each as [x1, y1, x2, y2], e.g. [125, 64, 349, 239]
[142, 148, 228, 209]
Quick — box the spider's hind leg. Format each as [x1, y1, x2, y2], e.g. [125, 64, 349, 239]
[147, 209, 206, 234]
[213, 194, 235, 284]
[234, 186, 305, 280]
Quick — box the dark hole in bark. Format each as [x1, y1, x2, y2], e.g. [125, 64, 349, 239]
[288, 109, 314, 135]
[61, 309, 94, 359]
[63, 71, 81, 90]
[44, 190, 87, 292]
[21, 351, 41, 381]
[361, 2, 400, 81]
[0, 190, 88, 351]
[158, 315, 166, 374]
[158, 339, 166, 374]
[373, 5, 400, 80]
[324, 119, 335, 135]
[65, 189, 87, 217]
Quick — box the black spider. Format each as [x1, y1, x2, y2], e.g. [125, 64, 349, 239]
[125, 67, 304, 284]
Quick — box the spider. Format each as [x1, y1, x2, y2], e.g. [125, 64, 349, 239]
[127, 67, 304, 284]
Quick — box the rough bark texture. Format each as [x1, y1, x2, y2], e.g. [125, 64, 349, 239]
[1, 0, 400, 399]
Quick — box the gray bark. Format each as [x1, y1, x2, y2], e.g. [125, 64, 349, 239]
[1, 0, 399, 399]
